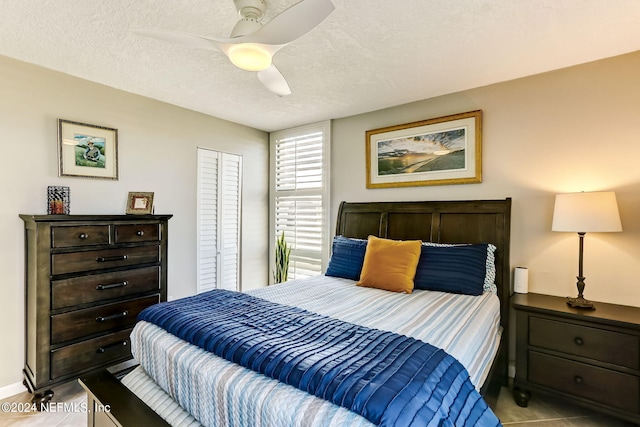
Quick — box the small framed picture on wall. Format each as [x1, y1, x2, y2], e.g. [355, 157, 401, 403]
[58, 119, 118, 180]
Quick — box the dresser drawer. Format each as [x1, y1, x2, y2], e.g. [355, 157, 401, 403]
[51, 295, 159, 344]
[50, 329, 132, 380]
[52, 245, 160, 275]
[529, 351, 639, 413]
[52, 266, 160, 310]
[52, 225, 110, 248]
[115, 223, 160, 243]
[530, 317, 639, 369]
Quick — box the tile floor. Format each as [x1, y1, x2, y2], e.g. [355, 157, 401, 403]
[1, 381, 637, 426]
[493, 386, 637, 426]
[0, 381, 86, 426]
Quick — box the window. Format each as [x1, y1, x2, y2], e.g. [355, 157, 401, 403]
[197, 148, 242, 293]
[270, 121, 330, 281]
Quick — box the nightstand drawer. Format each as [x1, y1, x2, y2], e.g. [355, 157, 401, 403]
[529, 351, 639, 413]
[530, 317, 639, 369]
[50, 329, 132, 380]
[51, 295, 159, 344]
[52, 245, 160, 275]
[115, 223, 159, 243]
[52, 266, 160, 310]
[52, 225, 110, 248]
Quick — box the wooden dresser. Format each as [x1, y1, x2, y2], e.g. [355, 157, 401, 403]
[512, 293, 640, 424]
[20, 214, 171, 399]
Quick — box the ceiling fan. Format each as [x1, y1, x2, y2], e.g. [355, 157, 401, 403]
[131, 0, 335, 96]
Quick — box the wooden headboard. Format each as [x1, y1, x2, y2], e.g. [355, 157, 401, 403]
[335, 198, 512, 391]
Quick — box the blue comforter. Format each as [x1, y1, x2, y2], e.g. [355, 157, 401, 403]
[139, 289, 500, 426]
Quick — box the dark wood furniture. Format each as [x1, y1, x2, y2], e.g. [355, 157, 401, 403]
[512, 293, 640, 424]
[79, 199, 511, 425]
[80, 370, 170, 427]
[20, 214, 171, 402]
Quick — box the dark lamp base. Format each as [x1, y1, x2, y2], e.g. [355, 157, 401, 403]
[567, 296, 595, 310]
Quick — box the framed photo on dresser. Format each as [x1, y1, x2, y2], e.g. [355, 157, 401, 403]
[126, 192, 154, 214]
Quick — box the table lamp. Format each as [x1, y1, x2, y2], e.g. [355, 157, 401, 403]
[551, 191, 622, 309]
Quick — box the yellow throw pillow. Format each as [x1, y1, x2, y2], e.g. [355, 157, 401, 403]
[356, 235, 422, 294]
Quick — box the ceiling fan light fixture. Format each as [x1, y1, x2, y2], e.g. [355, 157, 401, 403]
[228, 43, 272, 71]
[132, 0, 335, 94]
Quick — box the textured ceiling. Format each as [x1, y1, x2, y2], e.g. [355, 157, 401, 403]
[1, 1, 639, 132]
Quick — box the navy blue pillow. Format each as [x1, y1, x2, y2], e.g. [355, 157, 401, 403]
[414, 244, 488, 295]
[325, 236, 368, 281]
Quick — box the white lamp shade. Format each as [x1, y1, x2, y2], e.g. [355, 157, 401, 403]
[228, 43, 272, 71]
[552, 192, 622, 233]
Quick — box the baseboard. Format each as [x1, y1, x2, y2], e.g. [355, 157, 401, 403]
[0, 381, 27, 400]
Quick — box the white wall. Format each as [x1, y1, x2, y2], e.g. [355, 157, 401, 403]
[0, 55, 269, 389]
[331, 51, 640, 308]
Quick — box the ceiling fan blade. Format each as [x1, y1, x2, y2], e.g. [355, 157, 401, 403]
[258, 65, 291, 97]
[131, 28, 221, 51]
[241, 0, 335, 46]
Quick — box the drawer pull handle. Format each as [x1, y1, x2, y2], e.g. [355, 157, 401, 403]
[96, 255, 128, 262]
[96, 311, 128, 322]
[97, 340, 128, 354]
[79, 233, 88, 240]
[574, 375, 583, 385]
[96, 281, 128, 291]
[136, 230, 145, 236]
[574, 337, 584, 346]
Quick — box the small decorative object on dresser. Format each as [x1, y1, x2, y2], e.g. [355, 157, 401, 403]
[19, 214, 172, 404]
[512, 293, 640, 425]
[126, 192, 154, 214]
[47, 186, 70, 215]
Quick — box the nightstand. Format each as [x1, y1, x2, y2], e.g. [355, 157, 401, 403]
[512, 293, 640, 424]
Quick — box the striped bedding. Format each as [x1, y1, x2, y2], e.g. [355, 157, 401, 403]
[127, 275, 502, 426]
[121, 366, 201, 427]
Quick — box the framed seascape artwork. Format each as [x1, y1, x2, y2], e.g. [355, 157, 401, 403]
[365, 110, 482, 188]
[58, 119, 118, 180]
[126, 192, 154, 214]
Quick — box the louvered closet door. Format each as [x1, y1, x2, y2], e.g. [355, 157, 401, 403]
[197, 148, 242, 293]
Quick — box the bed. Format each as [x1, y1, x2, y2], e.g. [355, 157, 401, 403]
[80, 199, 512, 427]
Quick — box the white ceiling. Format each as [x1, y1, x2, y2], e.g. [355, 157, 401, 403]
[1, 1, 639, 132]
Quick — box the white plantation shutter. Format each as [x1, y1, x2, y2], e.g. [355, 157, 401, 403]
[220, 154, 241, 289]
[270, 121, 330, 281]
[197, 148, 242, 293]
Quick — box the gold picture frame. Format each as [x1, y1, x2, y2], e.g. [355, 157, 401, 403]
[366, 110, 482, 188]
[58, 119, 118, 180]
[126, 192, 154, 215]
